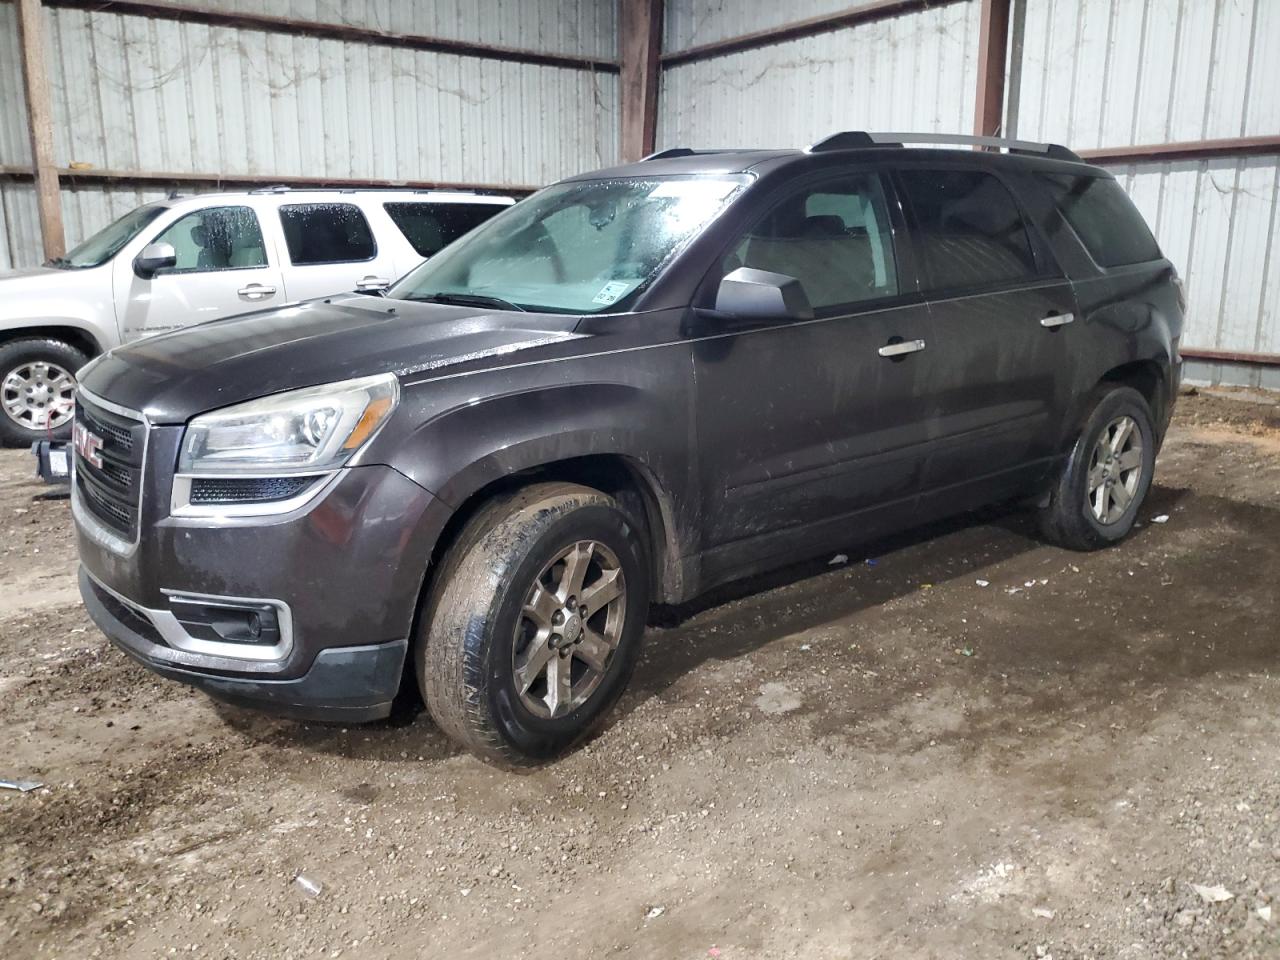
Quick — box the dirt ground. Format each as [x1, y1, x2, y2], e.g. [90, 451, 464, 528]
[2, 388, 1278, 960]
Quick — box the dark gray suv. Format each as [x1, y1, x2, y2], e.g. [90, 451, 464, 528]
[72, 132, 1184, 764]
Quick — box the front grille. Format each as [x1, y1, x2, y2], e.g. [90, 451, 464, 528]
[189, 475, 317, 504]
[74, 396, 146, 541]
[78, 403, 134, 451]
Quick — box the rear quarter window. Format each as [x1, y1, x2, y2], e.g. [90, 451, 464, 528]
[279, 203, 376, 265]
[1038, 174, 1161, 268]
[383, 202, 506, 257]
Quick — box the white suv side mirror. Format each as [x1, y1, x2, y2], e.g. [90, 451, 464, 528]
[134, 242, 177, 279]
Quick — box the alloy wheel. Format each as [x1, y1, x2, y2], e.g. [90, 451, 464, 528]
[512, 540, 626, 719]
[1087, 415, 1144, 525]
[1, 361, 76, 431]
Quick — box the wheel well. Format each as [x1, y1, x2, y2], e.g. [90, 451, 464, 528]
[1100, 360, 1166, 426]
[0, 326, 103, 359]
[426, 455, 681, 606]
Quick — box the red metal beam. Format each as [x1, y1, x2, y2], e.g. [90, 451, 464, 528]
[1180, 348, 1280, 367]
[42, 0, 618, 73]
[659, 0, 966, 67]
[973, 0, 1011, 137]
[1081, 135, 1280, 165]
[619, 0, 664, 162]
[0, 165, 536, 196]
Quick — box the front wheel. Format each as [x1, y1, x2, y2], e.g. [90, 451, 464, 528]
[1037, 385, 1157, 550]
[0, 338, 90, 446]
[417, 482, 649, 765]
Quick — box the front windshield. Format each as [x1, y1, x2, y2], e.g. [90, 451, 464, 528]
[53, 204, 166, 269]
[388, 176, 748, 313]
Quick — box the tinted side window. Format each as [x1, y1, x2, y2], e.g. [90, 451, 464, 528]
[725, 173, 899, 310]
[383, 202, 505, 258]
[152, 206, 266, 273]
[898, 169, 1038, 292]
[279, 203, 376, 265]
[1038, 174, 1161, 267]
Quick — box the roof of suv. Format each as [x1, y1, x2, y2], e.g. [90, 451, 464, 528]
[568, 132, 1108, 182]
[151, 189, 517, 211]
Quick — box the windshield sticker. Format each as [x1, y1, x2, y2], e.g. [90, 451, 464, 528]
[592, 280, 634, 305]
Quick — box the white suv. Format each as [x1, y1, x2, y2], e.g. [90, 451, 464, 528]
[0, 188, 515, 445]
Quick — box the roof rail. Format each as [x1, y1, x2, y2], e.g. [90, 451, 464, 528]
[248, 184, 293, 194]
[642, 147, 696, 160]
[806, 131, 1081, 162]
[640, 147, 738, 161]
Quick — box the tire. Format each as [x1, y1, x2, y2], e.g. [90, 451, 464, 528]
[0, 338, 90, 446]
[417, 482, 650, 766]
[1037, 385, 1157, 551]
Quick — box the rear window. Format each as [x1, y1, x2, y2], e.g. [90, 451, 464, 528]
[383, 202, 505, 258]
[279, 203, 376, 265]
[898, 169, 1040, 292]
[1038, 174, 1161, 267]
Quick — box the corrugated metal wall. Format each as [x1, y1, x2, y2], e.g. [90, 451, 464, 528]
[0, 0, 618, 270]
[39, 5, 617, 183]
[658, 0, 980, 150]
[1010, 0, 1280, 384]
[0, 1, 29, 169]
[664, 0, 888, 53]
[658, 0, 1279, 385]
[1012, 0, 1278, 148]
[195, 0, 617, 60]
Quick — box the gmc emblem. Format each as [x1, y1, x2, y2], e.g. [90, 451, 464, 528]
[73, 421, 104, 469]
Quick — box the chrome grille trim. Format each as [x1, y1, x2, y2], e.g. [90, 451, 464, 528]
[72, 387, 149, 555]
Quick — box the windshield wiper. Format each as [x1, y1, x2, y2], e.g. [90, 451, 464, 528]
[407, 292, 527, 313]
[46, 257, 73, 269]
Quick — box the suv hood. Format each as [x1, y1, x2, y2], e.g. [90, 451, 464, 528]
[0, 264, 108, 322]
[80, 294, 586, 423]
[1, 265, 63, 282]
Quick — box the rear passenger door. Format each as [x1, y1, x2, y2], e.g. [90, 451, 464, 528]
[276, 201, 399, 299]
[894, 167, 1080, 510]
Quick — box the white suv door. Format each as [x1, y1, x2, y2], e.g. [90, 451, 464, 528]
[112, 202, 285, 342]
[273, 200, 400, 299]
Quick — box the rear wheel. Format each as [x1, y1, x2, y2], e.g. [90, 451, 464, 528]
[0, 338, 89, 446]
[1038, 385, 1156, 550]
[417, 483, 649, 765]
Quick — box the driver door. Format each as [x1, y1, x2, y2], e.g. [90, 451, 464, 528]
[113, 203, 285, 342]
[691, 170, 936, 582]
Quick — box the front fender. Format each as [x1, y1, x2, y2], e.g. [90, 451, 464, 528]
[390, 380, 685, 510]
[0, 315, 111, 353]
[0, 268, 119, 349]
[362, 359, 699, 599]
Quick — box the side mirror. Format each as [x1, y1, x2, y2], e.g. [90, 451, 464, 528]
[707, 267, 814, 325]
[133, 242, 177, 279]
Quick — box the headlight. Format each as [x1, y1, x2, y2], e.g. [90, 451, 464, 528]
[179, 373, 399, 475]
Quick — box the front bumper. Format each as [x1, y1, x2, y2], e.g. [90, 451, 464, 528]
[82, 567, 407, 722]
[73, 419, 452, 720]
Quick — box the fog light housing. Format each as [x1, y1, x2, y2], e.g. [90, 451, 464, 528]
[167, 596, 282, 647]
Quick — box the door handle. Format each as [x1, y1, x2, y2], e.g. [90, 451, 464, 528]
[238, 283, 277, 301]
[1040, 312, 1075, 328]
[878, 338, 927, 358]
[356, 276, 391, 293]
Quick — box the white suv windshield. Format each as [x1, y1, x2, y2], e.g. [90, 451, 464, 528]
[54, 204, 166, 269]
[388, 176, 747, 313]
